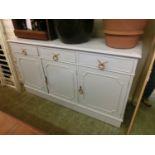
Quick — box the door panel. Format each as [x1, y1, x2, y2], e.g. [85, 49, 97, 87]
[42, 60, 77, 102]
[17, 56, 47, 92]
[78, 67, 130, 117]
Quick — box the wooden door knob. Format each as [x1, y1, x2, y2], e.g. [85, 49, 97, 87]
[53, 54, 60, 61]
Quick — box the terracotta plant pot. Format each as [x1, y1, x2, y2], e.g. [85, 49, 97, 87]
[103, 19, 148, 49]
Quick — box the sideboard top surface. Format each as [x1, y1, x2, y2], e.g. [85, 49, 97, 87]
[8, 38, 142, 59]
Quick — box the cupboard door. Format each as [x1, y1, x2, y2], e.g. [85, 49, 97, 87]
[42, 60, 77, 102]
[78, 67, 130, 117]
[17, 56, 47, 92]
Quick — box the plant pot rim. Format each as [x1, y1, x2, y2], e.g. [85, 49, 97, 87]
[104, 29, 144, 36]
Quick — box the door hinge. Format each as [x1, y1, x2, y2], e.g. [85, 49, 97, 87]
[45, 75, 50, 93]
[45, 76, 48, 85]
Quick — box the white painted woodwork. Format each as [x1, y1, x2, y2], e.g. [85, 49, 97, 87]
[78, 52, 137, 75]
[0, 21, 21, 90]
[8, 38, 142, 127]
[16, 56, 47, 92]
[10, 43, 38, 56]
[42, 60, 77, 102]
[38, 47, 76, 64]
[78, 67, 130, 118]
[8, 38, 142, 58]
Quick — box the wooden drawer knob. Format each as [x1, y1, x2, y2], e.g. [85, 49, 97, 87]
[97, 59, 108, 70]
[21, 49, 27, 56]
[53, 54, 60, 62]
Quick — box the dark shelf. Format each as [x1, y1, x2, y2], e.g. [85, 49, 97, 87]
[12, 19, 57, 40]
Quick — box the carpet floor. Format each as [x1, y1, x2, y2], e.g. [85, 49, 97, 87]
[0, 86, 155, 134]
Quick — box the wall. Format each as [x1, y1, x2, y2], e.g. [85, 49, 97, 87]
[2, 19, 17, 40]
[93, 19, 103, 37]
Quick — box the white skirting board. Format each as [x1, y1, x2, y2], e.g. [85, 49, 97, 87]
[25, 86, 122, 127]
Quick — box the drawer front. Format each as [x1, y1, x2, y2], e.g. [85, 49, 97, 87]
[38, 47, 76, 64]
[78, 52, 135, 74]
[10, 43, 38, 56]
